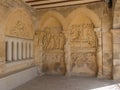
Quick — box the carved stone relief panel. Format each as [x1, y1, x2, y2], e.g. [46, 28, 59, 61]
[41, 17, 66, 75]
[69, 23, 97, 49]
[41, 27, 65, 51]
[71, 52, 97, 76]
[43, 52, 66, 75]
[69, 15, 98, 76]
[5, 9, 34, 39]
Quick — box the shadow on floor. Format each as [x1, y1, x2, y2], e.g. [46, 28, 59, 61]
[13, 75, 120, 90]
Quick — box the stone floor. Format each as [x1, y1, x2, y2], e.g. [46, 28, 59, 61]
[13, 75, 120, 90]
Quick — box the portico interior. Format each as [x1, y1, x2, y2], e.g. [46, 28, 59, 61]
[0, 0, 120, 90]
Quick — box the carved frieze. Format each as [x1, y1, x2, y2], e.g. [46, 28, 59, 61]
[41, 24, 66, 74]
[5, 9, 34, 39]
[71, 52, 97, 76]
[41, 27, 65, 51]
[69, 17, 98, 76]
[70, 24, 97, 48]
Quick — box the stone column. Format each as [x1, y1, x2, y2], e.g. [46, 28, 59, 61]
[21, 42, 23, 59]
[23, 42, 26, 59]
[18, 42, 22, 60]
[64, 30, 71, 76]
[7, 41, 12, 62]
[13, 41, 17, 61]
[29, 43, 31, 58]
[94, 28, 103, 78]
[102, 32, 113, 79]
[27, 42, 30, 58]
[31, 42, 33, 58]
[102, 4, 113, 79]
[65, 39, 71, 76]
[25, 42, 27, 59]
[34, 33, 43, 75]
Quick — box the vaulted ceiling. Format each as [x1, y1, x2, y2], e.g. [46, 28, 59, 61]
[23, 0, 102, 9]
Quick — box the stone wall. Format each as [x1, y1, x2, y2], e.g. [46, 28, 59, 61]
[35, 2, 113, 79]
[112, 30, 120, 80]
[0, 0, 118, 80]
[113, 0, 120, 28]
[0, 0, 37, 77]
[112, 0, 120, 80]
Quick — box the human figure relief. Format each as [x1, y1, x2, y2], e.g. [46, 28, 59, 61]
[47, 32, 55, 50]
[79, 24, 96, 48]
[70, 27, 80, 41]
[59, 32, 65, 50]
[42, 27, 65, 51]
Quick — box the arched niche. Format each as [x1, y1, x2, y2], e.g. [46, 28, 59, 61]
[66, 7, 101, 77]
[38, 11, 66, 75]
[5, 8, 34, 39]
[39, 11, 67, 31]
[67, 7, 101, 28]
[3, 8, 35, 74]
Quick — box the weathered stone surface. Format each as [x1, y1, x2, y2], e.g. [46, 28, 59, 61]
[5, 9, 34, 39]
[112, 30, 120, 80]
[0, 0, 36, 76]
[35, 6, 108, 78]
[0, 0, 119, 80]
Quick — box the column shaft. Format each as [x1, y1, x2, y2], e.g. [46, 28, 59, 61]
[23, 42, 26, 59]
[7, 41, 12, 62]
[18, 42, 22, 60]
[27, 42, 29, 58]
[13, 42, 17, 61]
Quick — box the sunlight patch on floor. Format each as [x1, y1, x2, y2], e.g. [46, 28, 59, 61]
[91, 84, 120, 90]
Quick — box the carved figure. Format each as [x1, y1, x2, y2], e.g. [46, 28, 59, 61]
[41, 27, 65, 51]
[70, 23, 97, 48]
[71, 52, 97, 76]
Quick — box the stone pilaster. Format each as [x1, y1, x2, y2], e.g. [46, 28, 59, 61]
[101, 4, 113, 79]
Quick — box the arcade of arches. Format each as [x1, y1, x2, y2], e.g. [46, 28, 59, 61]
[0, 0, 120, 90]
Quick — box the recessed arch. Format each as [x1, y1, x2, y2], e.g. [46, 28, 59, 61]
[38, 11, 66, 75]
[66, 7, 100, 76]
[5, 8, 34, 39]
[39, 11, 67, 31]
[66, 7, 101, 28]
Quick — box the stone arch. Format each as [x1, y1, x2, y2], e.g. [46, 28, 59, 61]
[38, 11, 66, 75]
[65, 7, 101, 77]
[67, 7, 101, 28]
[5, 8, 34, 39]
[3, 8, 35, 73]
[39, 11, 67, 31]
